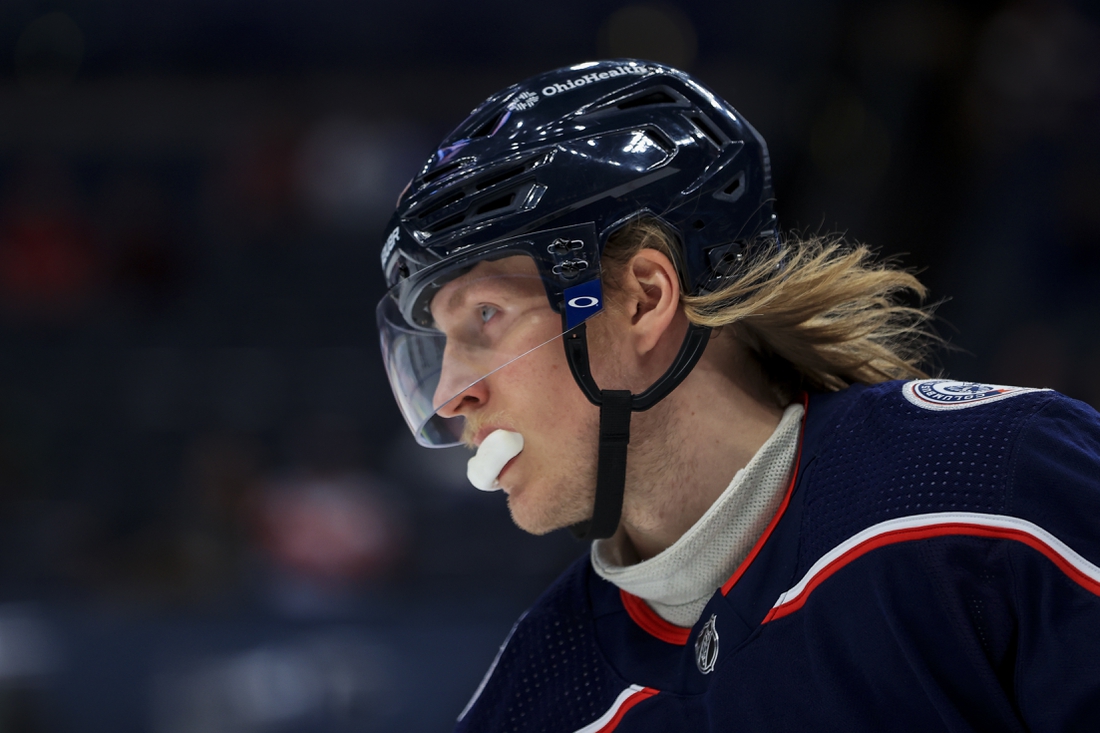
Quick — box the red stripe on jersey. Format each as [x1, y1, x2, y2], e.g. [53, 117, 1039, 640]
[572, 685, 660, 733]
[763, 513, 1100, 623]
[721, 393, 809, 596]
[594, 686, 659, 733]
[620, 589, 692, 646]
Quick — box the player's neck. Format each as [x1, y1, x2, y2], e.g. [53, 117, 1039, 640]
[613, 333, 784, 563]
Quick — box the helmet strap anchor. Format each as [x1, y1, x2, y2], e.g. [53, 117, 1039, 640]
[563, 319, 712, 540]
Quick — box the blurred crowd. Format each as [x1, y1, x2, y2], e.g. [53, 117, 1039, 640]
[0, 0, 1097, 730]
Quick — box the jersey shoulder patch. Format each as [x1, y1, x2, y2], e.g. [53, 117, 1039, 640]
[901, 379, 1049, 411]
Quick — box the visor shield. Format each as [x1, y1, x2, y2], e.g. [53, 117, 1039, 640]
[377, 224, 606, 447]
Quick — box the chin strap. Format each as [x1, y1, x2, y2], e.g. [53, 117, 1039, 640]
[578, 389, 632, 540]
[564, 320, 712, 540]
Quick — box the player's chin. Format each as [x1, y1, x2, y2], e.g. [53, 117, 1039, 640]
[506, 494, 556, 536]
[506, 482, 590, 536]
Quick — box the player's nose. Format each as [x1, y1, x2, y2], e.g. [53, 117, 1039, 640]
[433, 345, 489, 418]
[434, 377, 489, 418]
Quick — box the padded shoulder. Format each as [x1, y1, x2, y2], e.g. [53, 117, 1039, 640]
[796, 380, 1059, 575]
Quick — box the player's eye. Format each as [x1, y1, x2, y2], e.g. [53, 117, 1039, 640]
[479, 305, 498, 323]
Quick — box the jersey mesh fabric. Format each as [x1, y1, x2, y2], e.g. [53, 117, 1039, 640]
[456, 560, 623, 733]
[591, 402, 804, 627]
[796, 382, 1051, 574]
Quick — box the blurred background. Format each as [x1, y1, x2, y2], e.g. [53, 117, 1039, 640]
[0, 0, 1097, 730]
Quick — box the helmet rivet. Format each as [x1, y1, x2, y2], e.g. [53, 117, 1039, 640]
[548, 238, 583, 256]
[553, 259, 589, 279]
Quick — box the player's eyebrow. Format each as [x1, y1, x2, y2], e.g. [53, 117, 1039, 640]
[441, 269, 538, 316]
[444, 278, 475, 314]
[444, 275, 502, 312]
[433, 273, 496, 325]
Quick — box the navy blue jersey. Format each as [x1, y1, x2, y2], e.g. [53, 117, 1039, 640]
[455, 380, 1100, 732]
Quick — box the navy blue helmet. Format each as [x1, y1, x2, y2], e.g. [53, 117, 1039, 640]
[381, 59, 777, 303]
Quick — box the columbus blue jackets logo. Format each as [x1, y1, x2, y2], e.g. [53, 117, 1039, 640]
[695, 614, 719, 674]
[902, 380, 1048, 411]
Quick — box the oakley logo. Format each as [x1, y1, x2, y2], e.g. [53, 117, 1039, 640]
[567, 295, 600, 309]
[564, 279, 603, 330]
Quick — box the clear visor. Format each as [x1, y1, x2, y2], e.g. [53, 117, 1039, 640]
[377, 225, 605, 447]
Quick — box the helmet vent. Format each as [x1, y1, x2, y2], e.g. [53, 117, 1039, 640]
[417, 190, 466, 218]
[423, 213, 467, 234]
[714, 171, 746, 202]
[616, 89, 679, 110]
[475, 193, 516, 215]
[644, 130, 673, 154]
[421, 160, 463, 184]
[579, 85, 687, 117]
[469, 109, 511, 139]
[475, 162, 528, 191]
[413, 180, 540, 236]
[689, 115, 727, 149]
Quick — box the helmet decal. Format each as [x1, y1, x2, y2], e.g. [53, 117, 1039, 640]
[564, 279, 604, 331]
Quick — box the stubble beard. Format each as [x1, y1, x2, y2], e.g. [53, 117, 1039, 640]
[510, 399, 682, 537]
[460, 408, 519, 449]
[505, 410, 600, 536]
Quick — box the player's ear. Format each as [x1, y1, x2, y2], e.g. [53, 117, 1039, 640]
[621, 248, 681, 356]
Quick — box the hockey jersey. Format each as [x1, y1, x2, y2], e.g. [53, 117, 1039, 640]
[454, 380, 1100, 732]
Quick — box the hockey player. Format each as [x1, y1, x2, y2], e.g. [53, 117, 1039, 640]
[377, 60, 1100, 731]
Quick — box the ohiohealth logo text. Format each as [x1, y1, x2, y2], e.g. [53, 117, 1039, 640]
[542, 65, 652, 96]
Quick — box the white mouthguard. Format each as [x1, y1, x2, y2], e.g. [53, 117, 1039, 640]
[467, 430, 524, 491]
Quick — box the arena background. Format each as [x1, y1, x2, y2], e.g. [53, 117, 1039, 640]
[0, 1, 1097, 730]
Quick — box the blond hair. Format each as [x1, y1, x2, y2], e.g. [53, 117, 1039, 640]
[602, 219, 940, 402]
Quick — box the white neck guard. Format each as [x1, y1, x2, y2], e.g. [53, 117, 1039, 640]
[590, 402, 804, 628]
